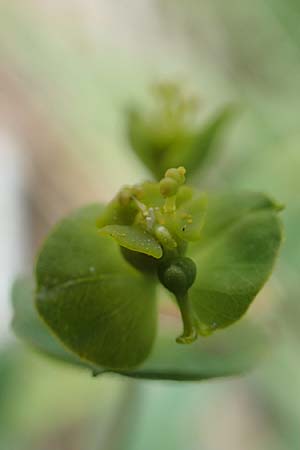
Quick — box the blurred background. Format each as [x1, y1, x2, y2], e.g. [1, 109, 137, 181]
[0, 0, 299, 449]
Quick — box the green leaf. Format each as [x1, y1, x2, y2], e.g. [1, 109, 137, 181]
[11, 277, 97, 370]
[182, 106, 234, 176]
[12, 277, 267, 381]
[127, 106, 234, 181]
[99, 224, 163, 258]
[120, 320, 267, 381]
[189, 192, 283, 330]
[35, 204, 157, 370]
[127, 108, 157, 176]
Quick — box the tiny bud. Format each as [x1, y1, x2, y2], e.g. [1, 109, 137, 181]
[165, 167, 186, 185]
[177, 166, 186, 179]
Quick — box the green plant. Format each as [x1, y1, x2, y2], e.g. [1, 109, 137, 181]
[12, 83, 284, 381]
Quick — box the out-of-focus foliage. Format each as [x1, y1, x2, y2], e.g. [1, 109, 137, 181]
[127, 82, 234, 180]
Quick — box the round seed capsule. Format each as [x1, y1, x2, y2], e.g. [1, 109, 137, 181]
[157, 256, 197, 296]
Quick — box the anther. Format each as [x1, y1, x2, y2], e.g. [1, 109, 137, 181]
[165, 166, 186, 184]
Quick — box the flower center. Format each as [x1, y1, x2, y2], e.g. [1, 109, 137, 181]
[97, 166, 208, 345]
[124, 166, 191, 255]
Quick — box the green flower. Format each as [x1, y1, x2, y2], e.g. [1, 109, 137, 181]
[32, 167, 283, 373]
[127, 81, 234, 180]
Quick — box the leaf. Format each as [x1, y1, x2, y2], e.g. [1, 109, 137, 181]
[12, 277, 267, 381]
[158, 106, 234, 179]
[189, 192, 283, 330]
[183, 105, 235, 176]
[127, 108, 159, 174]
[99, 224, 162, 258]
[120, 320, 268, 381]
[127, 106, 234, 181]
[35, 204, 157, 370]
[11, 277, 97, 370]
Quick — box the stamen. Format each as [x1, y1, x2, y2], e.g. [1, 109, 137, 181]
[159, 166, 187, 214]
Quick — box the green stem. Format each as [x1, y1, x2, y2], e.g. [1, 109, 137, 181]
[175, 292, 197, 344]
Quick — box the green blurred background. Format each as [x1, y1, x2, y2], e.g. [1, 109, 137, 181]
[0, 1, 299, 449]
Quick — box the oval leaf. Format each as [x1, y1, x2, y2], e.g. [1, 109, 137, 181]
[11, 277, 98, 370]
[189, 192, 283, 330]
[35, 204, 157, 370]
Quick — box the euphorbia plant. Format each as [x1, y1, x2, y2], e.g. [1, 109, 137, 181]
[12, 83, 283, 381]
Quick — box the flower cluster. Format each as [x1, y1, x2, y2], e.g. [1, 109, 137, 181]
[98, 166, 208, 343]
